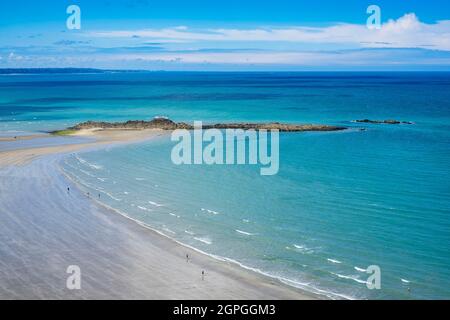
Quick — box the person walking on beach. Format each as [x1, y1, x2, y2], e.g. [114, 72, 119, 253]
[201, 270, 205, 281]
[98, 193, 101, 199]
[67, 187, 70, 194]
[186, 254, 189, 263]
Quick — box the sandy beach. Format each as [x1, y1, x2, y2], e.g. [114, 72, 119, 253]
[0, 129, 317, 299]
[0, 129, 166, 167]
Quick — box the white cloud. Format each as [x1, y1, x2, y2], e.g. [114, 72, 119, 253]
[88, 49, 450, 66]
[4, 13, 450, 69]
[4, 47, 450, 70]
[90, 13, 450, 51]
[8, 52, 24, 61]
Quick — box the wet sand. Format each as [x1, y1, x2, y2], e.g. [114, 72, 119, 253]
[0, 130, 318, 299]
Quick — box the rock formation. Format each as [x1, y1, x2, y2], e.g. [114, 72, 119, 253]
[63, 117, 347, 133]
[355, 119, 413, 125]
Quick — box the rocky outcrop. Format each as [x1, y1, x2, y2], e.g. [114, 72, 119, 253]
[68, 117, 191, 130]
[204, 122, 346, 132]
[355, 119, 413, 125]
[65, 117, 347, 132]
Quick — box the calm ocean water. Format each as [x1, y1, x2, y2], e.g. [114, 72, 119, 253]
[1, 72, 449, 299]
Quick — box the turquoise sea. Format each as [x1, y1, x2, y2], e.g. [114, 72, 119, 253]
[1, 72, 449, 299]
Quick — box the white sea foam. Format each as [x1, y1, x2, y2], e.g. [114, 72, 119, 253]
[292, 244, 314, 254]
[138, 206, 152, 212]
[135, 178, 146, 181]
[401, 278, 410, 283]
[65, 172, 111, 199]
[354, 266, 367, 272]
[148, 200, 164, 207]
[169, 212, 180, 218]
[194, 237, 212, 245]
[235, 229, 255, 236]
[220, 256, 354, 300]
[201, 208, 220, 215]
[327, 258, 342, 264]
[104, 192, 121, 201]
[75, 155, 103, 170]
[184, 230, 195, 235]
[162, 227, 176, 234]
[123, 191, 129, 194]
[242, 219, 250, 223]
[331, 272, 367, 285]
[79, 169, 96, 177]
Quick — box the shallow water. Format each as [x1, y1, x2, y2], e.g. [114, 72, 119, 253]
[61, 124, 449, 299]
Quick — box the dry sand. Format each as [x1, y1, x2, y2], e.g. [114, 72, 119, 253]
[0, 129, 318, 299]
[0, 129, 165, 167]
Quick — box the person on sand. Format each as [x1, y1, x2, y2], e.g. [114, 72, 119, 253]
[67, 187, 70, 194]
[98, 193, 101, 199]
[201, 270, 205, 281]
[186, 254, 189, 263]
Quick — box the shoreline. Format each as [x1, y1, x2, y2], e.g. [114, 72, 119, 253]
[62, 168, 325, 299]
[0, 129, 321, 299]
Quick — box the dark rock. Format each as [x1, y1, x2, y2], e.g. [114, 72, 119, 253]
[66, 117, 347, 132]
[355, 119, 410, 125]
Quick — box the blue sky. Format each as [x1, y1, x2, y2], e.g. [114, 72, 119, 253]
[1, 0, 450, 70]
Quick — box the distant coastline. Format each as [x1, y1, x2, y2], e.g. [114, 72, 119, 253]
[0, 68, 148, 75]
[2, 68, 450, 75]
